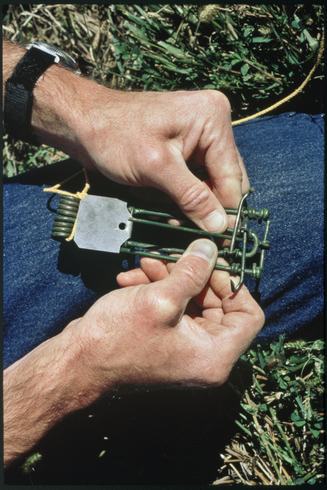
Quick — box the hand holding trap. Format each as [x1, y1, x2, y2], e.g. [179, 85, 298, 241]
[51, 189, 270, 292]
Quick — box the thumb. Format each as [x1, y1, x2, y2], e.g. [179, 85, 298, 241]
[161, 239, 218, 308]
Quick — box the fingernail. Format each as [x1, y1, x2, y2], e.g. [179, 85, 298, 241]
[185, 239, 217, 263]
[203, 210, 227, 232]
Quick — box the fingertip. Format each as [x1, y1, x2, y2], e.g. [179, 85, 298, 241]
[117, 269, 150, 287]
[116, 272, 128, 287]
[140, 257, 169, 281]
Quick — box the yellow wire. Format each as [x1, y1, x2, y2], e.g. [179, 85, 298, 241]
[43, 168, 90, 241]
[232, 30, 324, 126]
[65, 218, 79, 242]
[43, 168, 90, 200]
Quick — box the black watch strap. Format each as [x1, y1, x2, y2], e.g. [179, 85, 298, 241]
[4, 47, 56, 144]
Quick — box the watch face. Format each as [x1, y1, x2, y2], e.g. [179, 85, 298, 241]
[26, 42, 79, 72]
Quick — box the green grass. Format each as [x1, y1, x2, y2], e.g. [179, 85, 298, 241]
[3, 134, 67, 178]
[214, 337, 325, 485]
[4, 3, 323, 107]
[3, 4, 325, 485]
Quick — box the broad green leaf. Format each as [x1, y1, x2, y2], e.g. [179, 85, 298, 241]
[293, 419, 306, 427]
[241, 63, 249, 76]
[230, 58, 241, 67]
[291, 410, 301, 422]
[310, 428, 320, 439]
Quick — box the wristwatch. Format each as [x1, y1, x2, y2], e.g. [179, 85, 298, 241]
[4, 42, 80, 144]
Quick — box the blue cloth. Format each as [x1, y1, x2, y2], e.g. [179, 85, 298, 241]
[4, 113, 324, 368]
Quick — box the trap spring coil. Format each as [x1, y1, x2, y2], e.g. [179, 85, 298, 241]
[52, 195, 80, 240]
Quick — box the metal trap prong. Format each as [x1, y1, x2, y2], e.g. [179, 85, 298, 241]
[129, 208, 243, 242]
[259, 219, 271, 269]
[229, 190, 250, 254]
[231, 219, 248, 293]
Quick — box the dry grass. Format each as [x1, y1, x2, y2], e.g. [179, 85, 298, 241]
[214, 338, 325, 485]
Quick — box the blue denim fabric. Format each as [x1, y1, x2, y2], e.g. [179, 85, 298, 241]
[3, 113, 324, 368]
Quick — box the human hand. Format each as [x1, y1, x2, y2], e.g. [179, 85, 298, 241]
[76, 88, 250, 232]
[1, 39, 248, 231]
[73, 239, 264, 397]
[22, 47, 249, 231]
[3, 238, 263, 466]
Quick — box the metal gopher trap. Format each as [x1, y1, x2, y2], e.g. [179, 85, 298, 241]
[51, 189, 270, 292]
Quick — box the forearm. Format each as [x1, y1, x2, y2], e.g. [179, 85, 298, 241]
[3, 321, 97, 467]
[2, 39, 109, 163]
[3, 40, 26, 88]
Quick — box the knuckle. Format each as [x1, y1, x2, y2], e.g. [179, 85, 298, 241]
[137, 289, 158, 317]
[144, 146, 165, 172]
[219, 163, 243, 180]
[180, 181, 211, 215]
[145, 288, 179, 321]
[203, 90, 231, 113]
[157, 294, 179, 319]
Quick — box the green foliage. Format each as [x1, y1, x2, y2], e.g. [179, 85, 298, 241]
[215, 337, 325, 485]
[3, 135, 66, 178]
[21, 452, 42, 475]
[106, 4, 323, 106]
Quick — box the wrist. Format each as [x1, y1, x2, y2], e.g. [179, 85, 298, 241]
[55, 318, 106, 410]
[31, 65, 86, 157]
[64, 314, 121, 400]
[58, 79, 120, 171]
[30, 65, 117, 172]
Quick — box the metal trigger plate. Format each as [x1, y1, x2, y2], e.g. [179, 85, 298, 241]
[74, 195, 133, 253]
